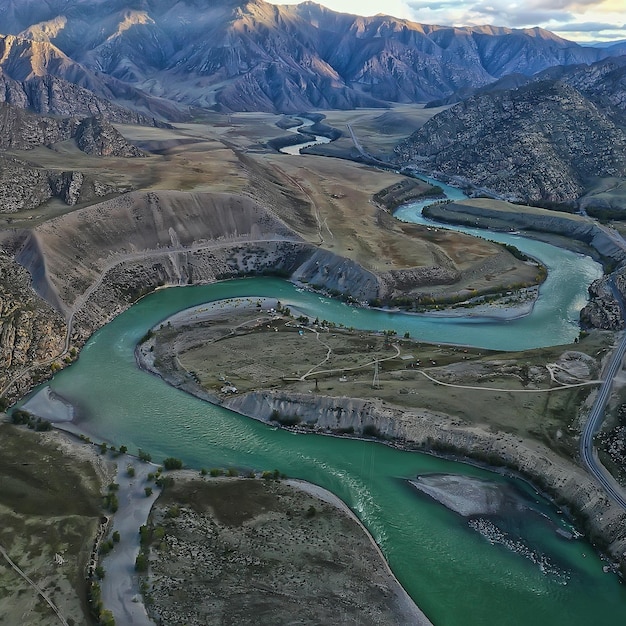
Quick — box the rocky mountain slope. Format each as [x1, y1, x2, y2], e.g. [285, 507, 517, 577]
[0, 0, 621, 113]
[0, 246, 66, 401]
[0, 104, 142, 211]
[0, 34, 183, 122]
[426, 54, 626, 111]
[0, 155, 130, 212]
[0, 102, 145, 155]
[394, 79, 626, 203]
[0, 102, 77, 149]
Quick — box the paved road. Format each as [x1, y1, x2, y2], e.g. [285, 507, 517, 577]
[579, 278, 626, 510]
[346, 124, 388, 166]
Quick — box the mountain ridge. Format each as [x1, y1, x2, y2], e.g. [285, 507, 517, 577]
[394, 72, 626, 204]
[0, 0, 622, 114]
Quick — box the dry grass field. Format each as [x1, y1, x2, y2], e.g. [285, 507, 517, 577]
[148, 308, 612, 460]
[0, 424, 107, 626]
[141, 476, 426, 625]
[4, 109, 538, 305]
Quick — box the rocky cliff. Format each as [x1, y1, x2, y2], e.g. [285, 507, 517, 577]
[74, 116, 145, 157]
[0, 103, 145, 156]
[0, 104, 143, 211]
[0, 246, 66, 402]
[223, 389, 626, 570]
[0, 155, 130, 212]
[395, 81, 626, 204]
[581, 267, 626, 331]
[0, 101, 78, 149]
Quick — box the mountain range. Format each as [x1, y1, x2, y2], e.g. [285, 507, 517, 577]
[0, 0, 624, 114]
[1, 0, 625, 205]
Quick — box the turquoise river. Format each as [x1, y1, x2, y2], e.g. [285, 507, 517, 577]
[23, 198, 626, 625]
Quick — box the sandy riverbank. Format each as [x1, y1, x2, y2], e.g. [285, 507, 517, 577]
[417, 286, 538, 320]
[5, 401, 161, 626]
[156, 287, 538, 330]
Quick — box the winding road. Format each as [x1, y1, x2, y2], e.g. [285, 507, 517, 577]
[579, 279, 626, 510]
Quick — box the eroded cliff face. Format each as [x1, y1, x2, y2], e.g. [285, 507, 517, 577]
[423, 200, 626, 265]
[74, 116, 146, 157]
[581, 267, 626, 331]
[290, 248, 380, 303]
[224, 390, 626, 568]
[8, 189, 382, 353]
[0, 104, 143, 212]
[0, 101, 78, 149]
[0, 102, 146, 156]
[0, 249, 66, 402]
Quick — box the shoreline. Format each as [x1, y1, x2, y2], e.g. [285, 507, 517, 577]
[376, 286, 538, 321]
[285, 478, 433, 625]
[151, 285, 539, 335]
[5, 414, 161, 626]
[130, 303, 626, 575]
[14, 387, 435, 623]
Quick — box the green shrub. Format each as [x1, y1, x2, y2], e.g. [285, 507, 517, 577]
[163, 457, 183, 470]
[135, 553, 149, 572]
[138, 449, 152, 462]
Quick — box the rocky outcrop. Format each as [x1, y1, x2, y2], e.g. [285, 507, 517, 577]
[395, 81, 626, 203]
[0, 104, 141, 211]
[0, 102, 78, 149]
[0, 155, 53, 212]
[580, 277, 624, 331]
[0, 155, 130, 212]
[581, 266, 626, 330]
[49, 171, 124, 206]
[0, 248, 66, 402]
[74, 116, 145, 157]
[0, 102, 145, 155]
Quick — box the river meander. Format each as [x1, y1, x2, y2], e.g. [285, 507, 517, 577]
[23, 199, 626, 624]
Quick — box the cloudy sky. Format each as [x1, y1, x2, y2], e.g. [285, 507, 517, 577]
[268, 0, 625, 43]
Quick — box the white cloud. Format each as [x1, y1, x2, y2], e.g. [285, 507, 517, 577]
[268, 0, 414, 19]
[266, 0, 626, 41]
